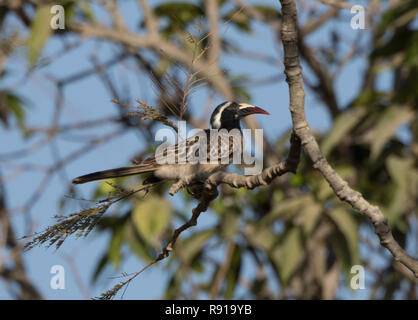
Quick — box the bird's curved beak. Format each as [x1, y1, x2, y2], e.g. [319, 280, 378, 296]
[237, 103, 270, 117]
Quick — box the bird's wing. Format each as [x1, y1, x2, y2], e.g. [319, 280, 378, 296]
[146, 134, 201, 165]
[207, 129, 243, 164]
[149, 129, 242, 165]
[73, 130, 243, 184]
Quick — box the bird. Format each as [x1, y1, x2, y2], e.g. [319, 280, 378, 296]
[72, 101, 269, 185]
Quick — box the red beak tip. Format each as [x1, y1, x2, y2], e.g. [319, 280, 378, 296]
[254, 107, 270, 115]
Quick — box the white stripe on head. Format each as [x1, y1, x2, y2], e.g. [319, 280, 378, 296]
[238, 103, 256, 109]
[211, 101, 232, 129]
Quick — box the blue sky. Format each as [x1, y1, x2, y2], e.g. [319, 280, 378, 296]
[0, 0, 383, 299]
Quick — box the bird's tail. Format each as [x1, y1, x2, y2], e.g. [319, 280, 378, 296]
[72, 165, 155, 184]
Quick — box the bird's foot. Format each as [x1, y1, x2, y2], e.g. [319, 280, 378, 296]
[169, 175, 195, 196]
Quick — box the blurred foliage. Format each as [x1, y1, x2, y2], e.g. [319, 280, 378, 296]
[27, 5, 50, 67]
[1, 0, 417, 300]
[0, 91, 26, 130]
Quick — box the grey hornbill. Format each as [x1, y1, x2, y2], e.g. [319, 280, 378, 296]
[72, 101, 269, 185]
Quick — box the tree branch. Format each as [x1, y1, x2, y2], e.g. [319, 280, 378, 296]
[278, 0, 418, 277]
[143, 132, 301, 286]
[71, 23, 234, 101]
[138, 0, 158, 35]
[205, 0, 221, 64]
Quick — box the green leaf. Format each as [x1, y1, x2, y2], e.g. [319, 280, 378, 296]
[164, 269, 183, 299]
[91, 253, 109, 283]
[365, 105, 414, 160]
[405, 33, 418, 65]
[7, 94, 25, 126]
[253, 5, 281, 20]
[245, 223, 276, 251]
[220, 211, 239, 239]
[373, 30, 418, 64]
[316, 166, 355, 202]
[271, 228, 303, 285]
[153, 2, 203, 36]
[266, 195, 321, 236]
[385, 155, 418, 228]
[321, 107, 366, 156]
[223, 9, 251, 33]
[93, 179, 119, 199]
[327, 208, 360, 266]
[376, 0, 418, 38]
[0, 6, 8, 26]
[123, 222, 154, 263]
[154, 2, 203, 20]
[108, 223, 124, 268]
[329, 232, 352, 273]
[224, 246, 242, 299]
[77, 2, 95, 22]
[180, 229, 215, 263]
[0, 91, 26, 129]
[28, 5, 53, 67]
[132, 196, 172, 246]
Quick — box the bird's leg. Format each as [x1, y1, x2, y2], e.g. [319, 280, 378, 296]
[169, 175, 196, 196]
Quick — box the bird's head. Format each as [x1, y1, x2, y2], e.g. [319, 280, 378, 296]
[210, 101, 270, 130]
